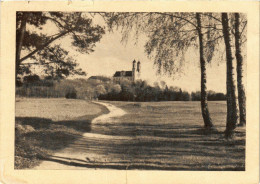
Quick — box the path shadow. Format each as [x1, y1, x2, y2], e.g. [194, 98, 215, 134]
[15, 116, 93, 152]
[90, 123, 224, 139]
[16, 115, 95, 132]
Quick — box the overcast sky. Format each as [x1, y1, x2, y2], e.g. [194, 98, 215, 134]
[25, 13, 243, 93]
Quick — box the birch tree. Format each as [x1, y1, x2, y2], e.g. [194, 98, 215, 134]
[234, 13, 246, 126]
[221, 13, 239, 138]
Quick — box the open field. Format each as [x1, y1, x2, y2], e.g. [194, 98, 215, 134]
[97, 101, 245, 170]
[15, 99, 245, 170]
[15, 98, 108, 169]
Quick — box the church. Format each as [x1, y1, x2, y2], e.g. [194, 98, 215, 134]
[113, 60, 141, 82]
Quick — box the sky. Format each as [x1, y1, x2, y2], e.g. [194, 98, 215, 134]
[24, 13, 242, 93]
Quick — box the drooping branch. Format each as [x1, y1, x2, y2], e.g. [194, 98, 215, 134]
[204, 13, 222, 24]
[239, 21, 247, 38]
[155, 12, 198, 28]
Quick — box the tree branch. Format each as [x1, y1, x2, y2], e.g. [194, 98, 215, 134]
[154, 12, 197, 29]
[204, 13, 222, 23]
[239, 21, 247, 38]
[19, 30, 71, 63]
[207, 35, 224, 43]
[20, 61, 61, 66]
[44, 16, 65, 30]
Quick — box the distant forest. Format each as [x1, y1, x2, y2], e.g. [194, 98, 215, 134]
[16, 75, 226, 101]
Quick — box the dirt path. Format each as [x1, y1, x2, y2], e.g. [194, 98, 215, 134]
[33, 101, 126, 170]
[91, 101, 126, 124]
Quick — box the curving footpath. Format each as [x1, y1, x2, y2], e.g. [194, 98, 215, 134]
[34, 101, 126, 170]
[91, 101, 126, 124]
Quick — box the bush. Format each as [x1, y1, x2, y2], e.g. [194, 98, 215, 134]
[65, 89, 77, 99]
[191, 91, 226, 101]
[23, 74, 41, 84]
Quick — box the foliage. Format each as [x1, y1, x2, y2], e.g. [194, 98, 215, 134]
[16, 12, 105, 80]
[37, 45, 86, 79]
[88, 76, 111, 82]
[23, 74, 41, 84]
[99, 79, 191, 102]
[191, 91, 226, 101]
[65, 87, 77, 99]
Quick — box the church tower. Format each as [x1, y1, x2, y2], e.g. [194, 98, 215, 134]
[132, 59, 136, 81]
[137, 61, 141, 77]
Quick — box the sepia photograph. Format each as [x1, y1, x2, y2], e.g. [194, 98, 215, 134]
[0, 1, 259, 184]
[15, 11, 246, 171]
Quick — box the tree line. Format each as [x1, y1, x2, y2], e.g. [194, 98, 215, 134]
[16, 75, 226, 102]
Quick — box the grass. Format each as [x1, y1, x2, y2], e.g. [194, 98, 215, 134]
[15, 98, 104, 121]
[15, 99, 245, 170]
[87, 101, 245, 170]
[15, 98, 108, 169]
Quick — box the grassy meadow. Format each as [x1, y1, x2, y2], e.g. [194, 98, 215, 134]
[15, 98, 108, 169]
[15, 98, 245, 170]
[87, 101, 245, 170]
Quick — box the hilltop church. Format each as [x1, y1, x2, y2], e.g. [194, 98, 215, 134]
[113, 60, 141, 82]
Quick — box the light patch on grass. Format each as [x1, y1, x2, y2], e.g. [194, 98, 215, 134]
[16, 98, 102, 121]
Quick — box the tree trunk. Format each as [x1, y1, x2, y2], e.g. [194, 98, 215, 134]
[16, 13, 28, 83]
[234, 13, 246, 126]
[221, 13, 239, 138]
[196, 13, 213, 129]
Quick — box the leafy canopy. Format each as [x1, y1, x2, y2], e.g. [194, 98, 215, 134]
[16, 12, 105, 79]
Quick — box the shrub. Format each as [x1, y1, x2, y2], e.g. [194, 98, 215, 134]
[65, 89, 77, 99]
